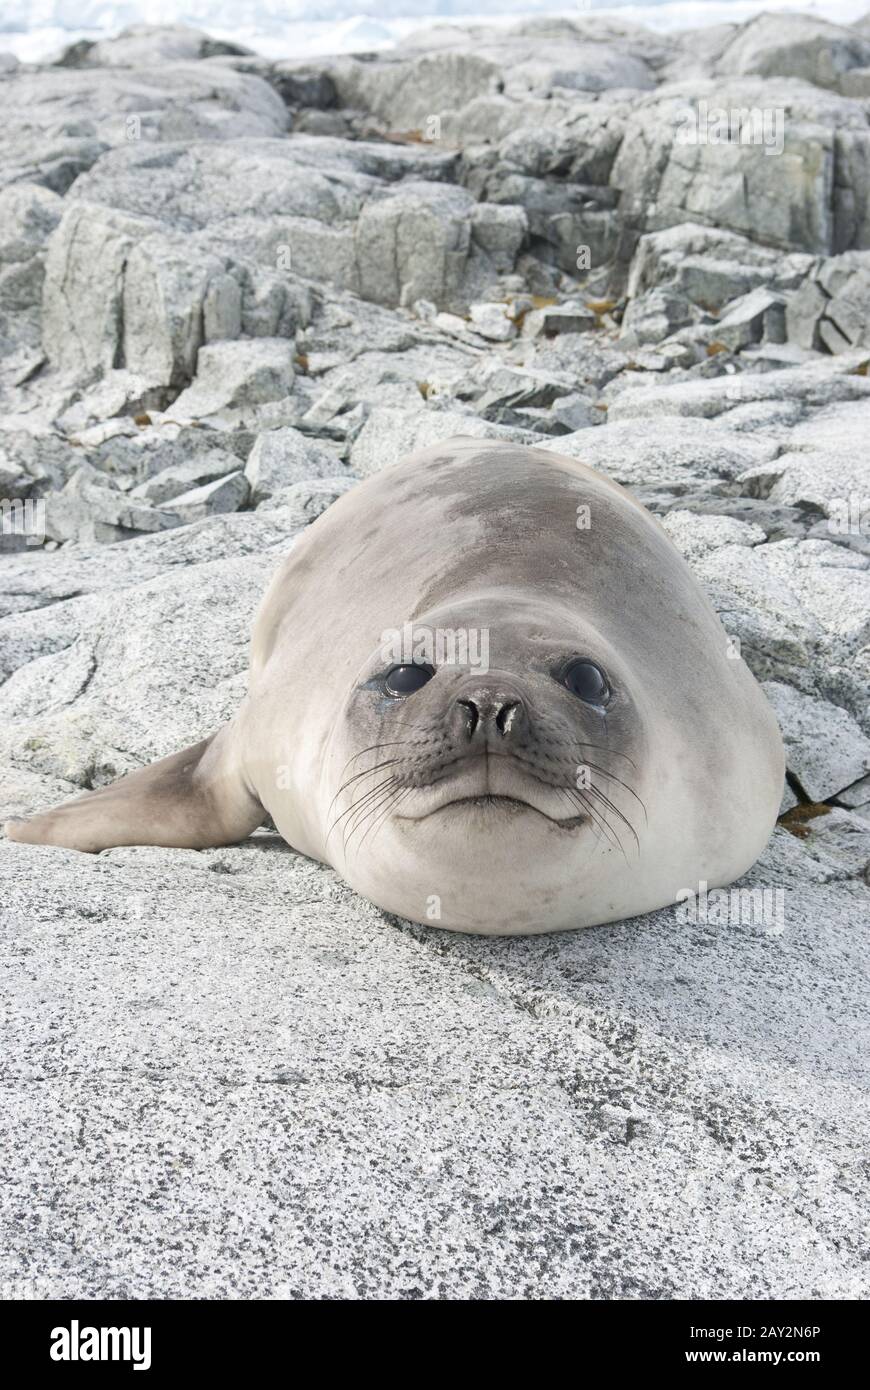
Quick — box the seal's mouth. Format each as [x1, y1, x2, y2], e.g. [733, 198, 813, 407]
[394, 756, 586, 830]
[419, 795, 585, 829]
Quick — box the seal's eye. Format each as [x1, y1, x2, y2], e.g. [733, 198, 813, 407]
[563, 659, 609, 705]
[384, 664, 435, 697]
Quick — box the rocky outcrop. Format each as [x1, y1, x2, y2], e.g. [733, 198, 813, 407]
[53, 23, 254, 70]
[714, 12, 870, 94]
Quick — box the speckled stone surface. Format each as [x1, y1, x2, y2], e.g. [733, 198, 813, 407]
[1, 825, 868, 1300]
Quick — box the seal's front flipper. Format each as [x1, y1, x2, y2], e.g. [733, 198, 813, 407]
[4, 726, 264, 854]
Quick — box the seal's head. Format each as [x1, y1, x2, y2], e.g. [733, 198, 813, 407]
[324, 591, 652, 933]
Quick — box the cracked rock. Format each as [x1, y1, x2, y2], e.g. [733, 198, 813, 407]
[170, 339, 296, 421]
[165, 470, 250, 521]
[762, 682, 870, 801]
[259, 475, 358, 525]
[244, 426, 345, 506]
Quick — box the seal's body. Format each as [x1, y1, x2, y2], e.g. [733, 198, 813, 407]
[6, 440, 784, 934]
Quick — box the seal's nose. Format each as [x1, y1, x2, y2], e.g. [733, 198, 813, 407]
[454, 686, 528, 744]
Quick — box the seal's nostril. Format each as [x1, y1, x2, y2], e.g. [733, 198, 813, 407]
[457, 694, 524, 740]
[495, 700, 521, 737]
[457, 698, 479, 739]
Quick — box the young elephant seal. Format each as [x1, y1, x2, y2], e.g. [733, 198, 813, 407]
[6, 439, 784, 934]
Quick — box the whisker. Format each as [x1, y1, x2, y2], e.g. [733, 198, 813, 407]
[342, 774, 403, 840]
[326, 775, 399, 844]
[339, 740, 416, 775]
[344, 779, 404, 853]
[573, 760, 648, 822]
[327, 758, 404, 818]
[572, 740, 637, 770]
[505, 747, 647, 827]
[583, 783, 640, 853]
[567, 786, 628, 862]
[356, 786, 413, 854]
[558, 788, 613, 856]
[561, 785, 612, 846]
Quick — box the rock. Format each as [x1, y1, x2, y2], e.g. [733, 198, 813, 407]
[0, 432, 80, 497]
[606, 356, 870, 422]
[53, 24, 253, 69]
[165, 471, 249, 521]
[52, 373, 172, 432]
[740, 448, 870, 529]
[0, 811, 868, 1297]
[244, 427, 343, 505]
[762, 681, 870, 801]
[260, 475, 357, 524]
[355, 182, 526, 313]
[0, 64, 288, 181]
[299, 386, 352, 428]
[124, 236, 239, 389]
[816, 251, 870, 352]
[626, 222, 791, 310]
[469, 364, 576, 414]
[466, 156, 621, 275]
[41, 202, 157, 380]
[531, 335, 629, 392]
[128, 449, 246, 506]
[509, 42, 654, 97]
[269, 62, 338, 111]
[752, 539, 870, 670]
[0, 455, 27, 500]
[0, 552, 278, 783]
[776, 251, 870, 353]
[432, 311, 483, 343]
[714, 14, 870, 94]
[609, 78, 867, 261]
[661, 510, 766, 562]
[43, 468, 186, 546]
[171, 340, 296, 421]
[619, 288, 695, 348]
[541, 416, 778, 495]
[0, 511, 301, 629]
[525, 303, 598, 338]
[794, 806, 870, 878]
[67, 137, 522, 314]
[548, 394, 601, 431]
[39, 199, 311, 392]
[689, 536, 869, 730]
[837, 772, 870, 809]
[0, 183, 64, 315]
[92, 423, 250, 482]
[785, 277, 829, 350]
[349, 406, 542, 477]
[786, 396, 870, 452]
[327, 50, 503, 130]
[664, 496, 810, 543]
[702, 287, 785, 352]
[468, 302, 515, 342]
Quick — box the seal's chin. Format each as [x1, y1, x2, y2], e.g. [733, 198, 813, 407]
[394, 756, 585, 831]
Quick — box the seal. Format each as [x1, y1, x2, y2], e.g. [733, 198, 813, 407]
[5, 438, 784, 934]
